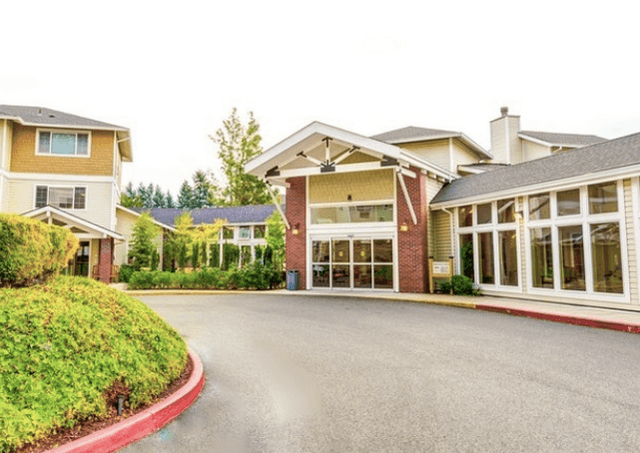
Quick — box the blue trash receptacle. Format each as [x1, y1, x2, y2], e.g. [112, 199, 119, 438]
[286, 270, 299, 290]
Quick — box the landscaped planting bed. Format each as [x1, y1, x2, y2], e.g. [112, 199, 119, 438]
[0, 276, 188, 452]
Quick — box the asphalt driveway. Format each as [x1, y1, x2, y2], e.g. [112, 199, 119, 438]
[123, 294, 640, 453]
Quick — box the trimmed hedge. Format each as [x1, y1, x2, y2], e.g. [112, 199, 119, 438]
[0, 276, 188, 452]
[129, 262, 284, 290]
[0, 214, 79, 287]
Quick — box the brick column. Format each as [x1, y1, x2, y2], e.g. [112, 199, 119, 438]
[98, 238, 114, 284]
[397, 168, 428, 293]
[286, 177, 306, 289]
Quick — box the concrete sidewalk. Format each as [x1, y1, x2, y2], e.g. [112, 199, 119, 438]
[266, 289, 640, 334]
[124, 286, 640, 334]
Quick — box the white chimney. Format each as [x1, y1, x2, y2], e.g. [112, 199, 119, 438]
[489, 106, 521, 165]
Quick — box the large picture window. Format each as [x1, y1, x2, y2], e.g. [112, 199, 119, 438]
[524, 180, 625, 298]
[37, 130, 90, 156]
[310, 204, 393, 225]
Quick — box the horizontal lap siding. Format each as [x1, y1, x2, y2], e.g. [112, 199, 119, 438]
[10, 124, 114, 176]
[308, 169, 394, 204]
[399, 140, 451, 171]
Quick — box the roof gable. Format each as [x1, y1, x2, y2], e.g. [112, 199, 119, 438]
[519, 130, 607, 147]
[0, 105, 127, 130]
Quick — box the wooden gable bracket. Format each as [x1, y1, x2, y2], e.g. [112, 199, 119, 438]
[381, 155, 399, 167]
[332, 145, 360, 165]
[265, 182, 291, 230]
[396, 169, 418, 225]
[265, 166, 280, 178]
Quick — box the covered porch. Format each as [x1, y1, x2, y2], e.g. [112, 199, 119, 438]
[22, 205, 124, 283]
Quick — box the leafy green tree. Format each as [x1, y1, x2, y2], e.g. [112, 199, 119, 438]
[128, 212, 160, 270]
[121, 182, 143, 207]
[265, 211, 285, 270]
[209, 108, 272, 206]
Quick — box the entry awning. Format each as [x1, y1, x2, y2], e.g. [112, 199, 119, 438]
[21, 205, 124, 241]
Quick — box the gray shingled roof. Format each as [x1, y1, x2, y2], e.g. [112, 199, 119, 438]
[0, 105, 127, 130]
[519, 130, 606, 147]
[137, 205, 279, 227]
[432, 132, 640, 205]
[371, 126, 460, 144]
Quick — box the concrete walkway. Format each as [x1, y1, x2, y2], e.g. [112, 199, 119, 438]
[125, 287, 640, 334]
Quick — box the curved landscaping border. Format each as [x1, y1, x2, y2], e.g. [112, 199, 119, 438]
[46, 348, 205, 453]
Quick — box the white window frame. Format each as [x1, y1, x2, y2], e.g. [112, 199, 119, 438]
[36, 129, 92, 158]
[456, 198, 522, 292]
[524, 180, 629, 303]
[34, 184, 88, 211]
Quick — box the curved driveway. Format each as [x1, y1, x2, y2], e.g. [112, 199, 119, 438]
[124, 294, 640, 453]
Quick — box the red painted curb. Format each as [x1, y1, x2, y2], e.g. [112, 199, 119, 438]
[476, 304, 640, 334]
[47, 349, 205, 453]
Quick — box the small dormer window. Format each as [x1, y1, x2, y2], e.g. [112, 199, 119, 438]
[37, 130, 90, 156]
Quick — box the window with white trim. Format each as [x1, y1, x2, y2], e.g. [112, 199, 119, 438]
[35, 185, 86, 209]
[456, 198, 519, 288]
[525, 181, 624, 296]
[37, 130, 90, 156]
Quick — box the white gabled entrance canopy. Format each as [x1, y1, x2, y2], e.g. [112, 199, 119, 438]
[245, 121, 458, 185]
[22, 205, 124, 241]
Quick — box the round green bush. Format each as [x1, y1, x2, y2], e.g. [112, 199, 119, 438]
[0, 276, 188, 452]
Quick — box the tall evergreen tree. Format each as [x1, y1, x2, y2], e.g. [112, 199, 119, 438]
[121, 181, 143, 207]
[166, 191, 176, 208]
[209, 108, 272, 206]
[177, 180, 195, 209]
[152, 184, 166, 208]
[192, 170, 216, 208]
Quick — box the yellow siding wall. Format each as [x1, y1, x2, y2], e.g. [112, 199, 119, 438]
[426, 176, 445, 259]
[309, 169, 394, 204]
[90, 239, 100, 275]
[452, 139, 482, 172]
[6, 179, 114, 227]
[490, 118, 506, 164]
[10, 124, 115, 176]
[431, 209, 452, 261]
[397, 139, 451, 171]
[624, 179, 638, 304]
[340, 151, 378, 165]
[522, 140, 550, 161]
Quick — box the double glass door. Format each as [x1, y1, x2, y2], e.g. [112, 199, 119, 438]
[311, 238, 393, 290]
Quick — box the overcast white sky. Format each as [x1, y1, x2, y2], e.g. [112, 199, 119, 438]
[2, 0, 639, 195]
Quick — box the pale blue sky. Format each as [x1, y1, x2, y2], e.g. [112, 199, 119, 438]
[2, 0, 639, 195]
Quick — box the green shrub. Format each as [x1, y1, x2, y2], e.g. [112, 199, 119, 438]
[118, 264, 135, 283]
[439, 275, 481, 296]
[129, 271, 156, 290]
[0, 214, 79, 287]
[0, 276, 187, 452]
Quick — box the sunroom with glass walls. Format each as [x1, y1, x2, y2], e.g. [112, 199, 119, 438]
[523, 180, 630, 303]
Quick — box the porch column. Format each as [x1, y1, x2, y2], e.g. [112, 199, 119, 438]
[286, 177, 307, 289]
[397, 167, 428, 293]
[98, 238, 114, 283]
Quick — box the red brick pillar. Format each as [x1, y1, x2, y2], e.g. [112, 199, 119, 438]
[98, 238, 114, 284]
[286, 177, 306, 289]
[397, 168, 428, 293]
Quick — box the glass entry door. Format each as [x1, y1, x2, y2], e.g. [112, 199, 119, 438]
[311, 237, 393, 290]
